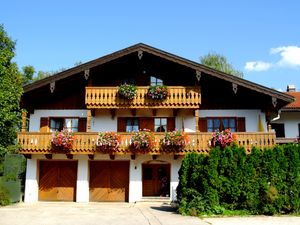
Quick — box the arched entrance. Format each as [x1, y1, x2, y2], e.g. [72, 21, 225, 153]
[142, 161, 170, 197]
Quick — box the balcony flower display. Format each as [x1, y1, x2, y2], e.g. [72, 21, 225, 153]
[51, 128, 74, 150]
[160, 130, 189, 152]
[118, 83, 137, 100]
[147, 85, 168, 100]
[97, 132, 120, 153]
[211, 129, 236, 148]
[130, 129, 155, 152]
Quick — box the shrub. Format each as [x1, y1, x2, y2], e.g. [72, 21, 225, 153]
[0, 180, 10, 206]
[177, 144, 300, 216]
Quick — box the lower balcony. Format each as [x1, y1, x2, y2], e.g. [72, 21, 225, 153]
[18, 132, 276, 156]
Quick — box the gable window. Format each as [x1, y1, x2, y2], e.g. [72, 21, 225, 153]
[207, 117, 236, 132]
[271, 123, 285, 138]
[126, 118, 139, 132]
[50, 118, 79, 132]
[150, 76, 163, 86]
[154, 118, 167, 132]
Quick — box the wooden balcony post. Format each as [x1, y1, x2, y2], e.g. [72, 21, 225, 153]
[195, 110, 199, 132]
[87, 109, 92, 132]
[21, 110, 27, 132]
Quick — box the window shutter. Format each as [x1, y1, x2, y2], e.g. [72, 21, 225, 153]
[40, 117, 49, 132]
[167, 117, 175, 131]
[78, 118, 87, 132]
[117, 117, 127, 132]
[198, 118, 207, 132]
[139, 117, 154, 131]
[237, 117, 246, 132]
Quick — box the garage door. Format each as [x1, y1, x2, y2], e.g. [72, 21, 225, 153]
[39, 161, 77, 201]
[89, 161, 129, 202]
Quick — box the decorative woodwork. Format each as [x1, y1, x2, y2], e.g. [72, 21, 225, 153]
[88, 154, 94, 160]
[232, 83, 238, 94]
[138, 50, 143, 60]
[195, 110, 199, 132]
[84, 69, 90, 80]
[21, 111, 27, 132]
[18, 131, 276, 154]
[66, 154, 73, 159]
[50, 82, 55, 93]
[85, 86, 201, 109]
[196, 70, 201, 81]
[131, 154, 136, 160]
[109, 154, 115, 160]
[87, 110, 92, 132]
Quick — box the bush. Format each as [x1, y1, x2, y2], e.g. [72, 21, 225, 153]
[0, 179, 10, 206]
[177, 144, 300, 215]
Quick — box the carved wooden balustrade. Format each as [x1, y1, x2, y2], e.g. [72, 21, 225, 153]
[18, 132, 276, 155]
[85, 86, 201, 109]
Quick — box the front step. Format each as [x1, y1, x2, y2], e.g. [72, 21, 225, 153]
[139, 197, 171, 203]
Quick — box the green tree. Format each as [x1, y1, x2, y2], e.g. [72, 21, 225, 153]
[21, 65, 35, 85]
[200, 52, 244, 78]
[0, 24, 23, 156]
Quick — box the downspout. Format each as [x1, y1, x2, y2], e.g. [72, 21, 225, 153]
[271, 110, 281, 122]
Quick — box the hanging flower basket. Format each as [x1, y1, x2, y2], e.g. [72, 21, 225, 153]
[160, 130, 189, 152]
[97, 132, 120, 153]
[118, 83, 137, 100]
[130, 129, 155, 153]
[51, 129, 74, 152]
[211, 129, 237, 148]
[147, 85, 168, 100]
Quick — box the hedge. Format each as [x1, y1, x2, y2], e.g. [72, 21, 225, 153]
[177, 144, 300, 215]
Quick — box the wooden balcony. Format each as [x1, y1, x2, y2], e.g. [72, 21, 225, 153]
[85, 86, 201, 109]
[18, 132, 276, 155]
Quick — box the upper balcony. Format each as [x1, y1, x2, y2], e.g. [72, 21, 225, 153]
[18, 132, 276, 156]
[85, 86, 201, 109]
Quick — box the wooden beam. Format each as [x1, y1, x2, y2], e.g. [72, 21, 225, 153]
[110, 154, 115, 160]
[45, 154, 52, 159]
[195, 110, 199, 132]
[131, 109, 137, 116]
[24, 154, 31, 159]
[152, 109, 157, 116]
[173, 109, 179, 117]
[21, 110, 27, 132]
[66, 154, 73, 159]
[110, 109, 116, 119]
[174, 154, 179, 160]
[152, 155, 158, 160]
[87, 109, 92, 132]
[130, 154, 136, 160]
[88, 154, 94, 160]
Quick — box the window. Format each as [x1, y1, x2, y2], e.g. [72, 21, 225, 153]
[123, 78, 135, 85]
[126, 118, 139, 132]
[271, 123, 285, 138]
[50, 118, 79, 132]
[298, 124, 300, 138]
[207, 117, 236, 132]
[150, 76, 163, 86]
[155, 118, 167, 132]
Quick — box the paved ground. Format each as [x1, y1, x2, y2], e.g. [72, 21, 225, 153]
[0, 202, 300, 225]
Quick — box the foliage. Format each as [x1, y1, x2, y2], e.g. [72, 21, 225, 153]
[97, 132, 120, 152]
[0, 24, 23, 157]
[0, 179, 10, 206]
[211, 129, 236, 148]
[160, 130, 189, 150]
[177, 144, 300, 216]
[130, 129, 155, 151]
[147, 85, 168, 99]
[118, 83, 137, 100]
[21, 65, 35, 85]
[51, 129, 74, 150]
[200, 52, 243, 78]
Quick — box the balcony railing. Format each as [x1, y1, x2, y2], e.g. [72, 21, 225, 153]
[18, 132, 276, 155]
[85, 86, 201, 109]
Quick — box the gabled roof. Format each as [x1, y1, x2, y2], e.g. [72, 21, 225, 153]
[283, 92, 300, 111]
[23, 43, 294, 104]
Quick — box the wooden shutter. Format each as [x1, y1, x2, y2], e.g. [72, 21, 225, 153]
[78, 118, 87, 132]
[198, 118, 207, 132]
[117, 118, 127, 132]
[237, 117, 246, 132]
[139, 117, 154, 131]
[167, 117, 175, 131]
[40, 117, 49, 132]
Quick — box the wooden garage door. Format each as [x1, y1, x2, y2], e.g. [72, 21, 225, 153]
[39, 161, 77, 201]
[89, 161, 129, 202]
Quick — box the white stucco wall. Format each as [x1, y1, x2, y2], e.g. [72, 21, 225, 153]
[24, 157, 39, 202]
[29, 109, 88, 132]
[199, 109, 267, 132]
[272, 111, 300, 138]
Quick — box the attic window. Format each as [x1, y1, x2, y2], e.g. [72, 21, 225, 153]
[150, 76, 163, 86]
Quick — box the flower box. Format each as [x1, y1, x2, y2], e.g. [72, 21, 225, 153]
[51, 129, 74, 151]
[130, 129, 155, 153]
[211, 129, 237, 148]
[160, 130, 189, 152]
[118, 83, 137, 100]
[147, 85, 168, 100]
[97, 132, 120, 153]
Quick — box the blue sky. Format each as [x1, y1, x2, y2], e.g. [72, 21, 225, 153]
[1, 0, 300, 91]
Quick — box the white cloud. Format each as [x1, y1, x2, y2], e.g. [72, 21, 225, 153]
[245, 61, 272, 72]
[270, 46, 300, 67]
[244, 45, 300, 72]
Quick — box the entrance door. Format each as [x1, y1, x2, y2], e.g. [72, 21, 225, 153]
[39, 161, 77, 201]
[142, 164, 170, 197]
[89, 161, 129, 202]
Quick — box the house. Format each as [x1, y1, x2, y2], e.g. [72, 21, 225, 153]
[18, 43, 294, 203]
[271, 85, 300, 143]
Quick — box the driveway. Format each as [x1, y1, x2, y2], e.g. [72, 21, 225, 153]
[0, 202, 299, 225]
